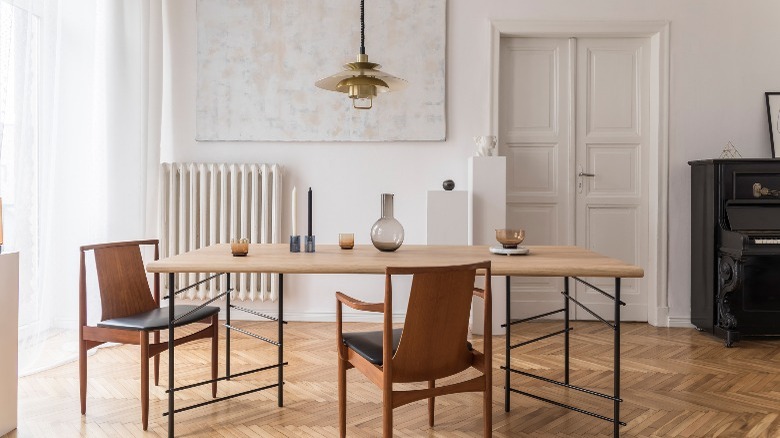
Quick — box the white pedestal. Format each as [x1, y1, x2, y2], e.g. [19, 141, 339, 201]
[0, 252, 19, 435]
[426, 190, 468, 245]
[468, 157, 506, 335]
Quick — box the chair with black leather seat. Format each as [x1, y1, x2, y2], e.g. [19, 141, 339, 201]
[78, 239, 219, 430]
[336, 261, 492, 437]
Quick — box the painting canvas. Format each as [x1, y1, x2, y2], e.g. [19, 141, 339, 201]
[196, 0, 446, 142]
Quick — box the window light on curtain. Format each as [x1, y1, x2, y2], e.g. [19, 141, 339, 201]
[0, 0, 164, 376]
[1, 0, 43, 372]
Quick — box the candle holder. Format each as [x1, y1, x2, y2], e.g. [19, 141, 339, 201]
[290, 235, 301, 253]
[304, 235, 316, 253]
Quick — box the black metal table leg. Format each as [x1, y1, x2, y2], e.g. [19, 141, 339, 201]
[226, 273, 231, 380]
[614, 278, 621, 437]
[564, 276, 570, 385]
[505, 275, 510, 412]
[278, 273, 284, 407]
[168, 273, 175, 437]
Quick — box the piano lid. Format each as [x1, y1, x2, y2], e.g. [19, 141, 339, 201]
[726, 199, 780, 232]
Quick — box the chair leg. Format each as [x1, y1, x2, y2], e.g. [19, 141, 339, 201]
[79, 339, 87, 415]
[338, 355, 348, 438]
[383, 387, 393, 438]
[484, 375, 492, 437]
[153, 330, 160, 386]
[211, 314, 218, 398]
[141, 331, 150, 431]
[428, 380, 435, 427]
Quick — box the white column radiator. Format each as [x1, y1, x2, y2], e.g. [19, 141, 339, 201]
[159, 163, 282, 301]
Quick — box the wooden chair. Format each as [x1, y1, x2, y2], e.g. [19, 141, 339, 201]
[336, 261, 492, 437]
[79, 239, 220, 430]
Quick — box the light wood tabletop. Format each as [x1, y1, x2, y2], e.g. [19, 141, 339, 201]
[146, 244, 644, 278]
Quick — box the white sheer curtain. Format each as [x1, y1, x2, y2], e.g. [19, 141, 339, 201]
[0, 0, 163, 375]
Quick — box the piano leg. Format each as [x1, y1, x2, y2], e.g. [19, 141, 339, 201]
[714, 326, 740, 348]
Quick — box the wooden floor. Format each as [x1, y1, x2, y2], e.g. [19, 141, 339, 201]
[10, 321, 780, 437]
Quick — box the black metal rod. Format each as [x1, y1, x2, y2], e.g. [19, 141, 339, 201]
[359, 0, 365, 54]
[572, 276, 626, 306]
[507, 388, 627, 426]
[505, 275, 510, 413]
[167, 272, 175, 437]
[502, 366, 621, 402]
[166, 362, 288, 393]
[561, 291, 616, 330]
[171, 289, 231, 325]
[163, 383, 280, 416]
[230, 304, 288, 324]
[510, 329, 570, 350]
[278, 273, 284, 407]
[564, 277, 570, 385]
[224, 324, 280, 346]
[502, 308, 565, 327]
[163, 273, 221, 300]
[226, 273, 231, 380]
[614, 278, 622, 437]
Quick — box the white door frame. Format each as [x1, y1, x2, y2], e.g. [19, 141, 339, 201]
[489, 20, 671, 327]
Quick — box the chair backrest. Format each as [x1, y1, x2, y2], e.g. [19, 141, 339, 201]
[80, 240, 159, 322]
[389, 261, 490, 383]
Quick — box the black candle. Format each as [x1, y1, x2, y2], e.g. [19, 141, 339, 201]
[307, 187, 312, 236]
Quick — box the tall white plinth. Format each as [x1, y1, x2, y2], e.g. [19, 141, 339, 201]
[0, 252, 19, 435]
[468, 156, 506, 335]
[427, 190, 468, 245]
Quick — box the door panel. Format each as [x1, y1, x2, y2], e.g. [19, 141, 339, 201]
[504, 47, 557, 135]
[575, 37, 649, 321]
[500, 37, 570, 319]
[507, 203, 560, 246]
[587, 49, 639, 135]
[585, 143, 640, 196]
[508, 143, 558, 194]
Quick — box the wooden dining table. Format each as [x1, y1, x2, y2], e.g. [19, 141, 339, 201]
[147, 243, 643, 437]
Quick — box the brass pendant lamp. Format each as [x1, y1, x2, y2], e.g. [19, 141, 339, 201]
[315, 0, 407, 109]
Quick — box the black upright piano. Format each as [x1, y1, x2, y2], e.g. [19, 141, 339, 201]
[690, 159, 780, 346]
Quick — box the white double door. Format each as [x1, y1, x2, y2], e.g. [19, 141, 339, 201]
[500, 36, 650, 321]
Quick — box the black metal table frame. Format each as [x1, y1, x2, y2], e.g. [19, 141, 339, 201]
[163, 272, 287, 437]
[502, 275, 625, 437]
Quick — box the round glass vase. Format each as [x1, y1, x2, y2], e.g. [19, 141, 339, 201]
[370, 193, 404, 252]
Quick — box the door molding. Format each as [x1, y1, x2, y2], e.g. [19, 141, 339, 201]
[489, 20, 671, 327]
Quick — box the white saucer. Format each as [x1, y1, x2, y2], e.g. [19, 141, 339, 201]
[489, 246, 529, 256]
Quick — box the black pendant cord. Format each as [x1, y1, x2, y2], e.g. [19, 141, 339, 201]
[360, 0, 365, 55]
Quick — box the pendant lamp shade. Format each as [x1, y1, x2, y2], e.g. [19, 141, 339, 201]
[315, 0, 407, 109]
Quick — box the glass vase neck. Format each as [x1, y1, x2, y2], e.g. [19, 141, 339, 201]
[381, 193, 394, 218]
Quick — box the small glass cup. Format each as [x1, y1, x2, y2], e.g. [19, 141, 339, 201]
[339, 233, 354, 250]
[231, 238, 249, 256]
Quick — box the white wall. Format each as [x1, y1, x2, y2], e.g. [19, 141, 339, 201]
[163, 0, 780, 324]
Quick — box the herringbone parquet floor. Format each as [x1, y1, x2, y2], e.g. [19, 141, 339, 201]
[8, 321, 780, 437]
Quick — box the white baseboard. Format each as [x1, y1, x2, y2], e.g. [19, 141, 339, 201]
[667, 316, 694, 328]
[649, 306, 669, 327]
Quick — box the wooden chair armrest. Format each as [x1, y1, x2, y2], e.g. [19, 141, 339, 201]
[336, 292, 384, 312]
[473, 287, 485, 299]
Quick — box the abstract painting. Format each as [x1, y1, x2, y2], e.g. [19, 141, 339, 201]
[196, 0, 446, 142]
